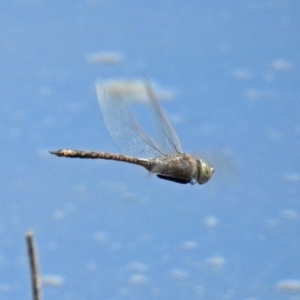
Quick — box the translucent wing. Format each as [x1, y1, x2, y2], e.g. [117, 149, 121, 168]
[96, 80, 165, 158]
[144, 82, 182, 154]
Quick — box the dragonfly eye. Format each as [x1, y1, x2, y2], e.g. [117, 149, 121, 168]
[197, 159, 214, 184]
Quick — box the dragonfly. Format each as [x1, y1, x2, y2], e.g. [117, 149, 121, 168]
[50, 80, 214, 185]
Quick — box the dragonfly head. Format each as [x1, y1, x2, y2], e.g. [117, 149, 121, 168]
[196, 159, 214, 184]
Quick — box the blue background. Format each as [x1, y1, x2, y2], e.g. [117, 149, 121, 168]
[1, 1, 299, 299]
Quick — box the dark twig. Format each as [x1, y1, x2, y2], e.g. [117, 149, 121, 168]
[25, 231, 43, 300]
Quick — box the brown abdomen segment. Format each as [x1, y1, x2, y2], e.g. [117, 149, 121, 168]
[49, 149, 150, 168]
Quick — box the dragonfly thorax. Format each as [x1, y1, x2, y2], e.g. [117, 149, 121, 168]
[145, 153, 202, 184]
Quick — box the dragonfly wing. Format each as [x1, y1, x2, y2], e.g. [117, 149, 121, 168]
[144, 82, 182, 154]
[96, 80, 164, 158]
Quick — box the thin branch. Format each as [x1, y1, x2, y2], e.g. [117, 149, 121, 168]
[25, 231, 43, 300]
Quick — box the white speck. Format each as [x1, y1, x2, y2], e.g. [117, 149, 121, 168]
[99, 180, 127, 192]
[119, 287, 130, 296]
[86, 263, 97, 272]
[97, 78, 175, 103]
[42, 117, 55, 127]
[111, 242, 122, 252]
[42, 275, 64, 287]
[181, 240, 198, 251]
[37, 86, 53, 98]
[204, 215, 219, 228]
[265, 218, 279, 228]
[0, 224, 5, 234]
[283, 173, 300, 183]
[262, 71, 276, 83]
[245, 88, 276, 101]
[53, 203, 73, 220]
[170, 269, 189, 281]
[85, 51, 123, 65]
[138, 233, 155, 243]
[265, 128, 282, 142]
[223, 288, 236, 299]
[93, 231, 108, 243]
[129, 274, 148, 285]
[169, 113, 184, 125]
[194, 285, 205, 297]
[122, 193, 137, 203]
[12, 111, 26, 123]
[0, 284, 12, 292]
[0, 255, 6, 265]
[271, 59, 293, 71]
[232, 68, 252, 80]
[280, 209, 299, 221]
[128, 262, 149, 273]
[46, 241, 58, 251]
[276, 279, 300, 292]
[245, 88, 260, 100]
[53, 210, 66, 220]
[295, 125, 300, 135]
[205, 256, 226, 272]
[74, 184, 87, 197]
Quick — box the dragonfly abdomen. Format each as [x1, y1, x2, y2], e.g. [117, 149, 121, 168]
[49, 149, 150, 168]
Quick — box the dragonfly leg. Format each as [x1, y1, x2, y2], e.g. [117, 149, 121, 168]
[156, 174, 190, 184]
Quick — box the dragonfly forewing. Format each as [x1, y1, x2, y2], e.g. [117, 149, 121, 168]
[96, 80, 164, 158]
[144, 82, 182, 154]
[96, 80, 183, 158]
